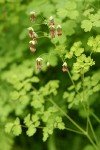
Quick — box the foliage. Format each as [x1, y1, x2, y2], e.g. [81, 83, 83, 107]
[0, 0, 100, 150]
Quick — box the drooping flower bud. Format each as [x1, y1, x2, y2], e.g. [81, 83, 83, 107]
[49, 25, 56, 38]
[48, 16, 55, 26]
[62, 62, 68, 72]
[29, 40, 36, 53]
[30, 11, 36, 22]
[57, 25, 62, 36]
[28, 27, 34, 38]
[36, 57, 43, 71]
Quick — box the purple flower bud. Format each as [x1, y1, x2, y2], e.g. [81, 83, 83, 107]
[28, 27, 38, 42]
[62, 62, 68, 72]
[30, 11, 36, 22]
[36, 57, 43, 71]
[29, 40, 36, 53]
[49, 25, 56, 38]
[28, 27, 34, 38]
[57, 25, 62, 36]
[48, 16, 55, 26]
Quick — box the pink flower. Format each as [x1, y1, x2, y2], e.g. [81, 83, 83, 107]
[28, 27, 38, 42]
[36, 57, 43, 71]
[30, 11, 36, 22]
[49, 25, 56, 38]
[57, 25, 62, 36]
[48, 16, 55, 26]
[62, 62, 68, 72]
[29, 40, 36, 53]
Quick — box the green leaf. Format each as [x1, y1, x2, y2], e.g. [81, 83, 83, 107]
[12, 125, 22, 136]
[14, 118, 20, 125]
[10, 91, 19, 101]
[81, 20, 92, 32]
[24, 114, 32, 127]
[5, 123, 14, 133]
[30, 77, 40, 83]
[57, 122, 65, 130]
[26, 125, 36, 136]
[74, 48, 84, 56]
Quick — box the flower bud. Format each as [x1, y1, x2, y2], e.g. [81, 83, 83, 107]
[28, 27, 34, 38]
[48, 16, 55, 26]
[49, 25, 56, 38]
[62, 62, 68, 72]
[29, 40, 36, 53]
[30, 11, 36, 22]
[57, 25, 62, 36]
[36, 57, 43, 71]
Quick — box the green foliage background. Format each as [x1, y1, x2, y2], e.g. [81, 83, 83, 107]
[0, 0, 100, 150]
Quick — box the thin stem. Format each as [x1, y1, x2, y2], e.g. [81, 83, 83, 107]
[67, 70, 77, 93]
[49, 98, 85, 134]
[65, 127, 83, 135]
[86, 134, 99, 150]
[88, 118, 99, 147]
[48, 98, 98, 150]
[81, 72, 98, 147]
[91, 112, 100, 123]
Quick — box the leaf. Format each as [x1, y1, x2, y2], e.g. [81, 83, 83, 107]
[81, 20, 92, 32]
[26, 125, 36, 136]
[74, 48, 84, 56]
[14, 118, 20, 125]
[5, 123, 14, 133]
[30, 76, 40, 83]
[24, 114, 32, 127]
[57, 122, 65, 130]
[57, 8, 68, 19]
[12, 125, 22, 136]
[10, 91, 19, 101]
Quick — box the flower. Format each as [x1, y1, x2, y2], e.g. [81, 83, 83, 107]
[30, 11, 36, 22]
[49, 25, 56, 38]
[28, 27, 38, 42]
[28, 27, 34, 38]
[48, 16, 55, 26]
[36, 57, 43, 70]
[62, 62, 68, 72]
[57, 25, 62, 36]
[29, 40, 36, 53]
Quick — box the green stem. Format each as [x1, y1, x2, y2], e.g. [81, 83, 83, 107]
[49, 98, 85, 134]
[88, 118, 99, 147]
[86, 134, 99, 150]
[65, 127, 83, 135]
[81, 72, 98, 147]
[91, 112, 100, 123]
[49, 98, 98, 150]
[67, 70, 76, 91]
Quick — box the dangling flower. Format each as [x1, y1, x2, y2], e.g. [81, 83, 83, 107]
[57, 25, 62, 36]
[49, 25, 56, 38]
[30, 11, 36, 22]
[28, 27, 34, 38]
[36, 57, 43, 71]
[62, 62, 68, 72]
[29, 40, 36, 53]
[48, 16, 55, 26]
